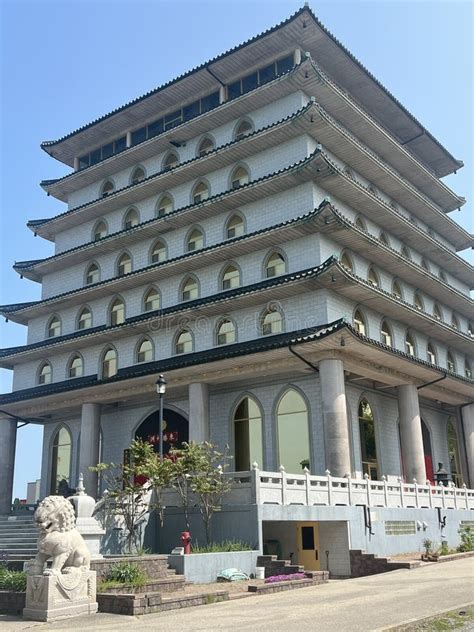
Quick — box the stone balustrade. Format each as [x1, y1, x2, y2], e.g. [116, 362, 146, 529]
[161, 466, 474, 510]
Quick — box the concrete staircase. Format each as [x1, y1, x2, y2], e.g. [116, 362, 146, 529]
[349, 549, 421, 577]
[0, 515, 37, 567]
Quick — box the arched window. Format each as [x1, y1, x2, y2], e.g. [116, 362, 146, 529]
[401, 245, 411, 260]
[197, 137, 214, 157]
[277, 389, 310, 473]
[233, 397, 263, 471]
[38, 361, 52, 385]
[225, 213, 245, 239]
[447, 351, 456, 373]
[150, 239, 167, 263]
[261, 308, 283, 336]
[353, 309, 366, 335]
[439, 269, 447, 283]
[92, 220, 107, 241]
[101, 180, 114, 198]
[405, 332, 415, 356]
[340, 252, 353, 271]
[451, 314, 459, 330]
[230, 165, 250, 189]
[234, 119, 253, 141]
[50, 427, 72, 494]
[77, 306, 92, 330]
[216, 319, 236, 345]
[265, 251, 286, 278]
[68, 354, 83, 378]
[367, 266, 379, 287]
[123, 208, 139, 230]
[109, 298, 125, 325]
[163, 151, 179, 171]
[137, 338, 153, 363]
[465, 359, 472, 379]
[358, 399, 379, 480]
[181, 276, 199, 301]
[414, 291, 424, 311]
[186, 228, 204, 252]
[143, 287, 161, 311]
[192, 181, 210, 204]
[156, 194, 173, 217]
[392, 280, 403, 299]
[221, 264, 241, 290]
[433, 303, 443, 321]
[379, 232, 390, 247]
[101, 347, 118, 378]
[427, 343, 437, 365]
[380, 320, 392, 346]
[355, 216, 367, 231]
[130, 166, 146, 185]
[47, 316, 61, 338]
[420, 257, 430, 272]
[85, 262, 100, 285]
[447, 418, 463, 486]
[117, 252, 132, 276]
[175, 330, 193, 354]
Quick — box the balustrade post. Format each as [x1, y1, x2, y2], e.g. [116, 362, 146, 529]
[413, 479, 419, 508]
[346, 473, 353, 506]
[364, 473, 371, 507]
[251, 462, 261, 505]
[304, 467, 311, 506]
[463, 484, 468, 510]
[427, 480, 433, 509]
[279, 465, 287, 505]
[398, 476, 405, 508]
[325, 469, 333, 506]
[382, 475, 388, 506]
[451, 482, 458, 509]
[440, 482, 446, 508]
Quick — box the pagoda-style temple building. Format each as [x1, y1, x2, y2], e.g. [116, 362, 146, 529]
[1, 6, 472, 571]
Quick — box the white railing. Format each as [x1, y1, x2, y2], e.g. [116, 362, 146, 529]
[162, 466, 474, 511]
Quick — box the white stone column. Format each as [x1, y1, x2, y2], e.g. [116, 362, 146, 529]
[0, 418, 17, 513]
[78, 403, 101, 498]
[319, 358, 351, 477]
[397, 384, 426, 483]
[188, 383, 209, 443]
[460, 403, 474, 488]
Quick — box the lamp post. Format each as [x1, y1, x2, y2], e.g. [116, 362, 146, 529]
[155, 375, 167, 461]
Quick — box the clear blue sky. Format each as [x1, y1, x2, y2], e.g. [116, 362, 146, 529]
[1, 0, 472, 500]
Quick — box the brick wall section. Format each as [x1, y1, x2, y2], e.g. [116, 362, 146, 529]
[349, 550, 420, 577]
[0, 591, 26, 615]
[256, 554, 304, 578]
[91, 555, 170, 581]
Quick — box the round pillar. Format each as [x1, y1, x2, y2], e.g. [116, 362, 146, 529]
[78, 403, 101, 498]
[0, 418, 17, 514]
[188, 383, 209, 443]
[319, 358, 351, 477]
[460, 403, 474, 488]
[397, 384, 426, 483]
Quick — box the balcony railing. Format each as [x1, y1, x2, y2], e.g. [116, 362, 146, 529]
[162, 465, 474, 511]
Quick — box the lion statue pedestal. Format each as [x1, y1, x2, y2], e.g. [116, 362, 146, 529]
[23, 495, 98, 622]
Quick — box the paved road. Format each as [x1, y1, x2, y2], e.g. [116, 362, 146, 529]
[2, 558, 473, 631]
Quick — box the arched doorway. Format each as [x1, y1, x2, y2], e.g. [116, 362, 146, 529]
[135, 408, 189, 457]
[50, 426, 72, 495]
[358, 399, 379, 480]
[447, 417, 463, 486]
[421, 420, 433, 483]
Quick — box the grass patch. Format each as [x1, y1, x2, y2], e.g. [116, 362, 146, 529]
[191, 540, 253, 554]
[399, 606, 474, 630]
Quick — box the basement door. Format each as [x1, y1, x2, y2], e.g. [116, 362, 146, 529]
[296, 522, 320, 570]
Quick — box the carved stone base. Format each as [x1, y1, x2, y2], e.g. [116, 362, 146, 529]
[23, 571, 98, 622]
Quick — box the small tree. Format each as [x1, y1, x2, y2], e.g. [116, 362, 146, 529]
[91, 439, 170, 553]
[170, 442, 232, 544]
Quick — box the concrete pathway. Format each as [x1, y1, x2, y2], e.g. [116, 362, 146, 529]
[2, 557, 473, 631]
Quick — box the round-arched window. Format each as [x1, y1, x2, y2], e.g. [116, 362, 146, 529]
[277, 389, 310, 473]
[233, 397, 263, 471]
[50, 427, 72, 494]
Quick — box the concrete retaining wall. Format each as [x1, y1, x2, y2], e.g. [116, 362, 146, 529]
[168, 551, 260, 583]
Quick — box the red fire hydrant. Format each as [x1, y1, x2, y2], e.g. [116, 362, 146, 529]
[181, 531, 191, 555]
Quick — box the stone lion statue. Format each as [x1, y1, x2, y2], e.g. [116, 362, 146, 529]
[28, 495, 91, 576]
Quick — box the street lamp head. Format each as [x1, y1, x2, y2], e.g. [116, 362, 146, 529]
[156, 374, 167, 395]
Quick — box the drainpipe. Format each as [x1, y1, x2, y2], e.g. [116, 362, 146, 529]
[416, 373, 447, 391]
[288, 344, 319, 372]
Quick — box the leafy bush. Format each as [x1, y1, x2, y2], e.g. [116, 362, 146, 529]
[191, 540, 253, 554]
[422, 538, 433, 555]
[102, 562, 147, 587]
[458, 525, 474, 552]
[439, 541, 450, 556]
[0, 568, 27, 592]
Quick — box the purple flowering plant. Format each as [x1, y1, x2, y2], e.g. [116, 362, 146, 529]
[264, 572, 307, 584]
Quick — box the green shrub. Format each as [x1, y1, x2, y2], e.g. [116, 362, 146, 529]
[191, 540, 253, 554]
[102, 562, 147, 587]
[439, 541, 450, 556]
[0, 568, 27, 592]
[458, 525, 474, 553]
